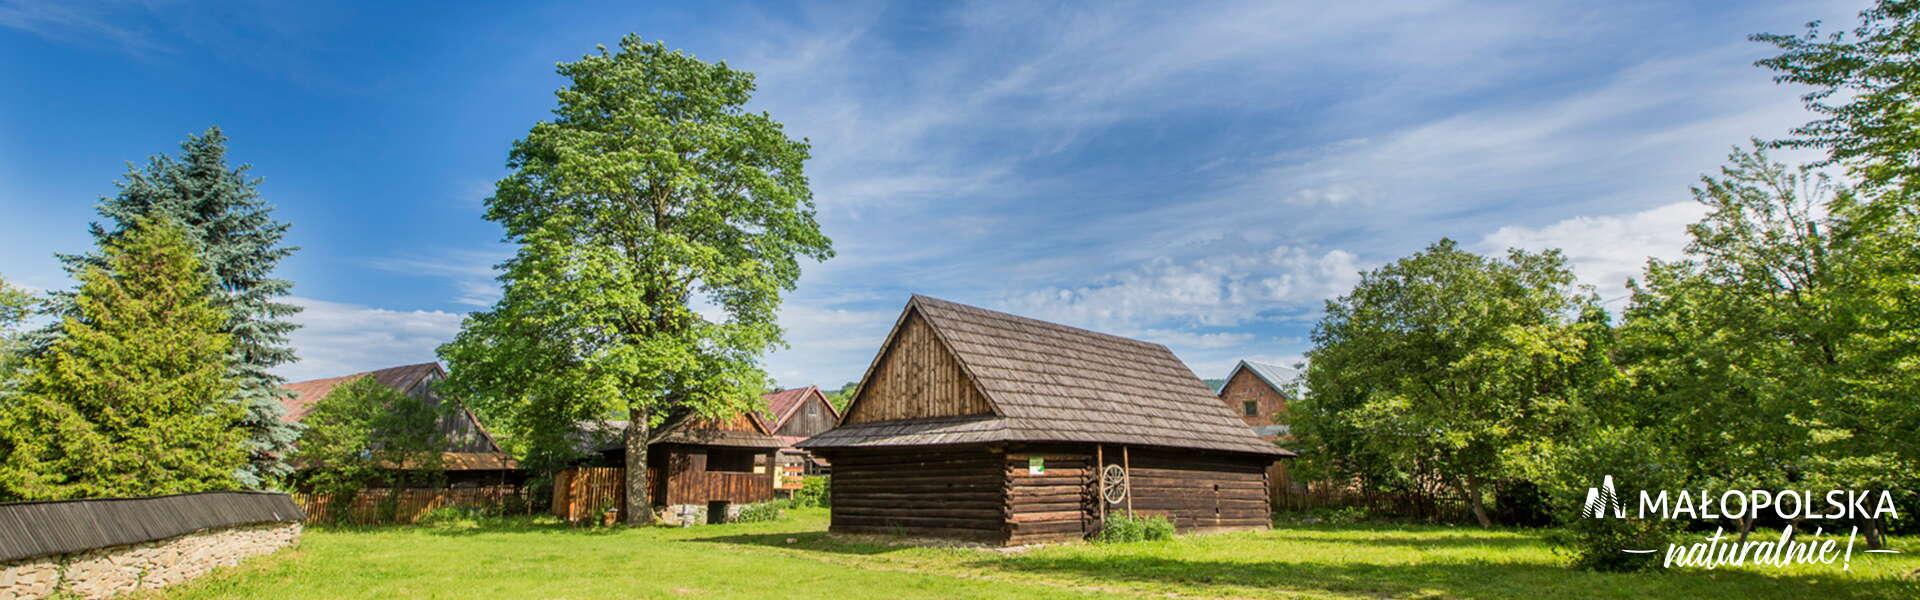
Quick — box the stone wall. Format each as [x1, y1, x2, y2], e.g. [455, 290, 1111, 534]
[0, 522, 300, 600]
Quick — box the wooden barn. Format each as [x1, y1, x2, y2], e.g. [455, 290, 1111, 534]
[761, 386, 841, 491]
[798, 295, 1294, 545]
[282, 362, 520, 487]
[557, 410, 783, 523]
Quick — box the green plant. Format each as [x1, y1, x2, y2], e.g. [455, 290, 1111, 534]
[1094, 515, 1174, 543]
[787, 476, 830, 508]
[734, 502, 783, 523]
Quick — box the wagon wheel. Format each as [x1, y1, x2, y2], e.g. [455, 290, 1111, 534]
[1101, 464, 1127, 505]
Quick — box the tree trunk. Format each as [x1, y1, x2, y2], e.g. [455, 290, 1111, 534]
[1736, 515, 1754, 543]
[1862, 516, 1886, 550]
[1465, 481, 1492, 528]
[624, 407, 655, 526]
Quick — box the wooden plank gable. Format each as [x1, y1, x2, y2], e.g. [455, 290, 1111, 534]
[844, 308, 995, 424]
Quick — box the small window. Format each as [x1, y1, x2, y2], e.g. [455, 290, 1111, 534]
[708, 449, 756, 473]
[806, 403, 819, 416]
[1243, 401, 1259, 416]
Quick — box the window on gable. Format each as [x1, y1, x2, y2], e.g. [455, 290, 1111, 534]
[806, 403, 819, 416]
[1243, 401, 1259, 416]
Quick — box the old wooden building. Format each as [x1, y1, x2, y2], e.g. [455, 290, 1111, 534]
[1218, 360, 1298, 441]
[282, 362, 520, 487]
[762, 386, 841, 490]
[561, 410, 783, 523]
[799, 296, 1293, 545]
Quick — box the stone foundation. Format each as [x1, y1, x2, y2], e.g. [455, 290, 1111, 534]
[0, 522, 300, 600]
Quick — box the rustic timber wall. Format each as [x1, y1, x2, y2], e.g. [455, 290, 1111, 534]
[1124, 449, 1271, 531]
[827, 446, 1008, 542]
[776, 393, 839, 438]
[0, 492, 303, 599]
[1003, 448, 1095, 545]
[845, 311, 992, 424]
[656, 446, 775, 506]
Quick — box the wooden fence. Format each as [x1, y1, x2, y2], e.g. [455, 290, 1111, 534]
[294, 485, 527, 525]
[552, 467, 627, 523]
[1271, 485, 1473, 523]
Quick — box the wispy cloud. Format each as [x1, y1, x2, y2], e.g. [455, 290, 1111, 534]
[0, 0, 168, 56]
[277, 296, 463, 381]
[369, 249, 507, 307]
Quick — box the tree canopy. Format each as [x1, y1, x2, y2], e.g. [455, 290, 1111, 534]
[439, 36, 832, 523]
[291, 376, 446, 498]
[0, 217, 244, 501]
[50, 127, 303, 489]
[1293, 239, 1612, 527]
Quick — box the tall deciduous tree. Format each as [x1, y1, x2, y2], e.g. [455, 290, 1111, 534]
[1293, 239, 1611, 527]
[0, 217, 244, 500]
[439, 36, 832, 524]
[49, 128, 303, 488]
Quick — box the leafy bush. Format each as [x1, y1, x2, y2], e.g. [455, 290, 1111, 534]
[787, 476, 830, 508]
[1094, 515, 1174, 543]
[418, 505, 491, 527]
[733, 502, 783, 523]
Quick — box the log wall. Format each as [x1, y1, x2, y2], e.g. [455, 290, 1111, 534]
[1002, 448, 1095, 545]
[844, 311, 992, 424]
[824, 446, 1009, 542]
[1123, 448, 1271, 532]
[655, 445, 776, 506]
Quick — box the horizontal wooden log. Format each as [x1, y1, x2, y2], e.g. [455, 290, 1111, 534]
[1007, 510, 1083, 523]
[1008, 501, 1082, 513]
[836, 506, 1006, 520]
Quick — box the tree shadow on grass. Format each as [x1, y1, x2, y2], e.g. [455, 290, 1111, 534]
[977, 554, 1920, 600]
[1255, 528, 1545, 550]
[691, 531, 975, 556]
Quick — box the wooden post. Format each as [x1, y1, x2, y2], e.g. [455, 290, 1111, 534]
[1096, 445, 1106, 521]
[1122, 446, 1133, 518]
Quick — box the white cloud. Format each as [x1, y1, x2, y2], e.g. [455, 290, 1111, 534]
[761, 301, 899, 388]
[1005, 245, 1361, 331]
[1477, 201, 1706, 304]
[277, 296, 465, 382]
[369, 250, 506, 307]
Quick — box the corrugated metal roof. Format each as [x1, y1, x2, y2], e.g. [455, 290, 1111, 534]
[803, 296, 1292, 457]
[0, 492, 303, 563]
[1227, 360, 1301, 396]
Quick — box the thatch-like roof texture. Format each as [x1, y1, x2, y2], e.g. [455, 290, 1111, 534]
[803, 295, 1292, 457]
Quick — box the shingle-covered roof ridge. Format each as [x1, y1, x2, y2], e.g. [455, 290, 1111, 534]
[905, 295, 1288, 457]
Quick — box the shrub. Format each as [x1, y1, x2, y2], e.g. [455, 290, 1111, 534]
[1094, 515, 1174, 543]
[733, 502, 783, 523]
[788, 476, 830, 508]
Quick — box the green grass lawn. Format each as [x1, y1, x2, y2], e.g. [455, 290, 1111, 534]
[155, 508, 1920, 599]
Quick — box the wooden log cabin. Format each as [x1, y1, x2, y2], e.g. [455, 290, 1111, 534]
[798, 295, 1295, 545]
[282, 362, 521, 487]
[761, 386, 841, 492]
[576, 410, 784, 523]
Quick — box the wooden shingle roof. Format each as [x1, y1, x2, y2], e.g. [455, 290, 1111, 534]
[803, 296, 1292, 457]
[763, 386, 838, 431]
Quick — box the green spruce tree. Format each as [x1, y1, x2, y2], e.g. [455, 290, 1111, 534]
[1, 217, 245, 500]
[50, 128, 302, 488]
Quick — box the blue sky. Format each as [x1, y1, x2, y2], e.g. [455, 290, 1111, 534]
[0, 1, 1859, 385]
